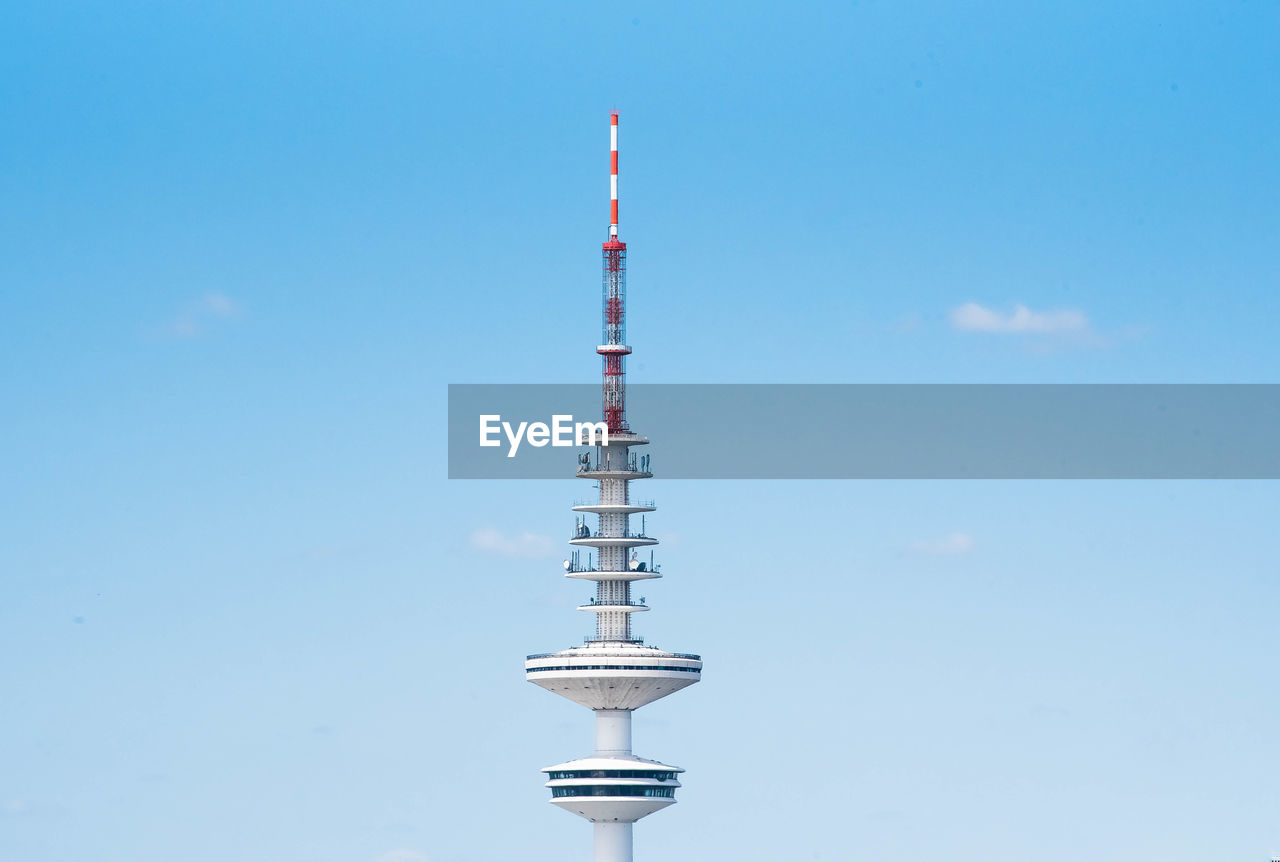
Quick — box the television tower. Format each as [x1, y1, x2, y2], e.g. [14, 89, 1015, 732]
[525, 112, 702, 862]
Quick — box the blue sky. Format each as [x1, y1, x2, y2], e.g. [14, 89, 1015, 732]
[2, 2, 1278, 861]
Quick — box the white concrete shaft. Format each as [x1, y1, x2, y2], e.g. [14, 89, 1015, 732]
[595, 710, 632, 756]
[594, 822, 632, 862]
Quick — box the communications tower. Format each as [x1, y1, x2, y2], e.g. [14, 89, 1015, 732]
[525, 112, 702, 862]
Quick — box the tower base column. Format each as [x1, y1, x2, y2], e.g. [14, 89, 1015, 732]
[594, 822, 632, 862]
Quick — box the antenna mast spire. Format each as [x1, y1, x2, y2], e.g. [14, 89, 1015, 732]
[600, 111, 630, 434]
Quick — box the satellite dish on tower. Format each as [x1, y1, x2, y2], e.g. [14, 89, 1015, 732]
[563, 560, 571, 570]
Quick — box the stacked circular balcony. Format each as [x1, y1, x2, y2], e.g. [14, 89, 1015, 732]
[543, 756, 683, 823]
[571, 434, 654, 644]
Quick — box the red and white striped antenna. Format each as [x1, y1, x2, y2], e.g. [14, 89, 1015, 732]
[609, 111, 620, 236]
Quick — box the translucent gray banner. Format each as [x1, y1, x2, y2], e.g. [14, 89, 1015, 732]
[447, 384, 1280, 479]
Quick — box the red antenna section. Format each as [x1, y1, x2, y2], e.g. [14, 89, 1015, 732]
[599, 111, 630, 434]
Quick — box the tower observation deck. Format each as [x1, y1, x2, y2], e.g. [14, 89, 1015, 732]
[525, 112, 702, 862]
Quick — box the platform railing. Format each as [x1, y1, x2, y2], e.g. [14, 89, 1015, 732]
[565, 562, 661, 574]
[524, 647, 702, 660]
[576, 454, 653, 474]
[569, 527, 652, 540]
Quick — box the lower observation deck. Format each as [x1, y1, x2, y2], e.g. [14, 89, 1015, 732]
[544, 755, 682, 823]
[525, 645, 702, 710]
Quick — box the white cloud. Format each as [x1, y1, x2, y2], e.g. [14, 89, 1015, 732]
[468, 527, 557, 559]
[950, 302, 1088, 334]
[372, 851, 430, 862]
[159, 292, 241, 338]
[0, 797, 70, 820]
[908, 531, 975, 556]
[200, 292, 238, 317]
